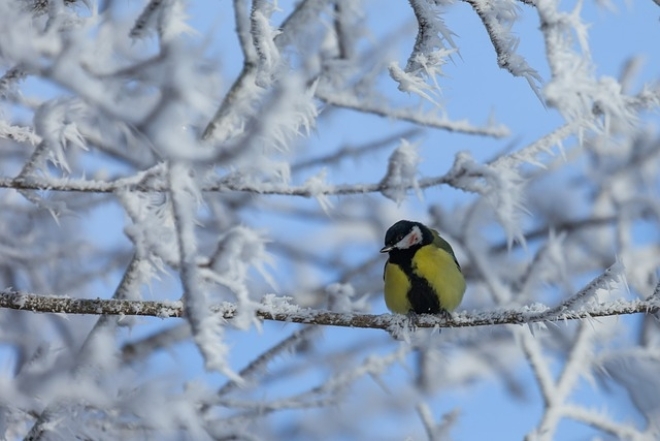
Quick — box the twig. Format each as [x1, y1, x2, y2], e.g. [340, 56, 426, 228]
[214, 326, 320, 398]
[121, 323, 191, 363]
[462, 0, 543, 101]
[315, 89, 510, 137]
[291, 128, 422, 172]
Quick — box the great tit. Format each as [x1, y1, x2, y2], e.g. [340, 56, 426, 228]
[380, 220, 466, 314]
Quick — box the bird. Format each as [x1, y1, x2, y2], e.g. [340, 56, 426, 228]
[380, 220, 466, 315]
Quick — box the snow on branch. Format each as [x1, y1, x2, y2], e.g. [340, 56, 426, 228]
[130, 0, 193, 41]
[0, 163, 449, 196]
[1, 286, 658, 331]
[464, 0, 543, 100]
[169, 162, 239, 379]
[274, 0, 328, 50]
[541, 261, 626, 319]
[214, 326, 321, 398]
[559, 405, 643, 441]
[405, 0, 457, 73]
[396, 0, 457, 103]
[380, 139, 421, 203]
[250, 0, 281, 87]
[203, 0, 326, 140]
[315, 89, 510, 136]
[535, 0, 653, 133]
[448, 151, 528, 246]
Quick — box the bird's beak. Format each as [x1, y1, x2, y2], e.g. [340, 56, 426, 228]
[380, 245, 394, 253]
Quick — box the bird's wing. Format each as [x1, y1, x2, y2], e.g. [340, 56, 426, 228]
[430, 228, 461, 271]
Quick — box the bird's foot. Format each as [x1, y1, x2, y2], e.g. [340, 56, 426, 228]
[406, 311, 421, 328]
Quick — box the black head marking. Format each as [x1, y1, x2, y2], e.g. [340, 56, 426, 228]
[383, 220, 433, 251]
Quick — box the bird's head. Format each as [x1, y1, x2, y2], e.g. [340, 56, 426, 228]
[380, 220, 432, 253]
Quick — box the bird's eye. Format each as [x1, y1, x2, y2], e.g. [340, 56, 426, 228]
[396, 235, 403, 242]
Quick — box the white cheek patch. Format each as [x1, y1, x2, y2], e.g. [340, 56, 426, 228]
[395, 226, 422, 249]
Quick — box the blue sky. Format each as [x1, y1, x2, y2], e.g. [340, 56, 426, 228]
[12, 0, 660, 439]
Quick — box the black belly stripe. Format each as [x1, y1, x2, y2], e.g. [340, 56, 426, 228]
[388, 248, 442, 314]
[408, 273, 441, 314]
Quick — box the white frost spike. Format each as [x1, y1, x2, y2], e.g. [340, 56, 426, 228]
[600, 351, 660, 431]
[210, 226, 277, 330]
[326, 283, 356, 313]
[212, 226, 276, 289]
[169, 162, 240, 381]
[33, 98, 88, 174]
[119, 190, 181, 266]
[406, 0, 458, 73]
[389, 62, 439, 106]
[411, 48, 455, 91]
[159, 0, 196, 42]
[538, 0, 637, 134]
[252, 1, 282, 88]
[254, 76, 318, 154]
[304, 169, 333, 213]
[380, 139, 421, 204]
[451, 152, 527, 248]
[595, 259, 629, 303]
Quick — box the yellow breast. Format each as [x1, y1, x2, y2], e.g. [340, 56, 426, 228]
[383, 245, 466, 314]
[411, 245, 465, 312]
[384, 262, 412, 314]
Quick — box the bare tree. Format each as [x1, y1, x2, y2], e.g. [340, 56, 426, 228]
[0, 0, 659, 439]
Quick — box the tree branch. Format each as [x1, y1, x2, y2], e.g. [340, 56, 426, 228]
[315, 89, 510, 137]
[1, 289, 658, 331]
[0, 170, 459, 196]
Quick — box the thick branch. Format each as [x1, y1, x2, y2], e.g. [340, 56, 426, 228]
[1, 289, 658, 331]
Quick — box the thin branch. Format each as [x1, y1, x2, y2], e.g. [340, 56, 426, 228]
[416, 403, 459, 441]
[491, 215, 616, 253]
[541, 262, 624, 319]
[332, 0, 354, 60]
[315, 89, 510, 137]
[652, 281, 660, 299]
[1, 289, 659, 330]
[77, 255, 147, 363]
[0, 169, 458, 196]
[405, 0, 456, 72]
[560, 405, 643, 440]
[213, 326, 320, 398]
[234, 0, 257, 60]
[130, 0, 165, 39]
[462, 0, 543, 101]
[121, 323, 191, 363]
[0, 65, 27, 98]
[274, 0, 329, 50]
[201, 32, 258, 140]
[519, 329, 556, 407]
[291, 128, 422, 172]
[202, 0, 327, 140]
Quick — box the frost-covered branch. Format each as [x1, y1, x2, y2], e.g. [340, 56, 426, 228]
[121, 323, 191, 364]
[274, 0, 328, 50]
[1, 0, 659, 438]
[214, 326, 320, 398]
[463, 0, 542, 99]
[0, 172, 426, 195]
[130, 0, 167, 39]
[405, 0, 456, 73]
[315, 89, 510, 137]
[557, 405, 644, 441]
[416, 403, 459, 441]
[2, 288, 659, 330]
